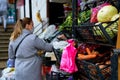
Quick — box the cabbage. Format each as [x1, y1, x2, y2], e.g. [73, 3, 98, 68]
[97, 5, 118, 22]
[111, 14, 120, 21]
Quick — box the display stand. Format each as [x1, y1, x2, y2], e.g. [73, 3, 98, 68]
[71, 0, 77, 38]
[72, 0, 118, 80]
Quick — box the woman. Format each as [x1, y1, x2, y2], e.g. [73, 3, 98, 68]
[8, 17, 53, 80]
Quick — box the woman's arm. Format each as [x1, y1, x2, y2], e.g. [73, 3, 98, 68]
[34, 36, 53, 52]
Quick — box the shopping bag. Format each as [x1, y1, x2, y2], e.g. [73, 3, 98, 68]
[60, 39, 78, 73]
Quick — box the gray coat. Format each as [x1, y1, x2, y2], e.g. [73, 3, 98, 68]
[8, 29, 53, 80]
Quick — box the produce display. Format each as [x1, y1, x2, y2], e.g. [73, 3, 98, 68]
[49, 1, 119, 80]
[94, 4, 119, 40]
[93, 23, 118, 41]
[58, 12, 72, 31]
[58, 3, 119, 44]
[58, 10, 91, 31]
[78, 10, 91, 25]
[76, 58, 111, 80]
[77, 43, 112, 63]
[76, 42, 113, 80]
[73, 2, 118, 80]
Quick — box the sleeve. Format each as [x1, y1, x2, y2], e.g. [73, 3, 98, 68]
[8, 41, 15, 59]
[34, 36, 53, 52]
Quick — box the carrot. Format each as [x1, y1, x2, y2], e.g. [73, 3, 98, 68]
[78, 53, 97, 60]
[86, 48, 92, 55]
[77, 48, 98, 60]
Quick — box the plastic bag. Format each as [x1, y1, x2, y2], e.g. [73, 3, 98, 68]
[51, 64, 59, 72]
[60, 39, 78, 73]
[0, 67, 15, 80]
[39, 24, 57, 39]
[90, 3, 110, 23]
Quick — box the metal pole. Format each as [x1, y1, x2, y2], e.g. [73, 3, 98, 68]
[29, 0, 32, 19]
[72, 0, 78, 39]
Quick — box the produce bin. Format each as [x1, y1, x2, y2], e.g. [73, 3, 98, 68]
[76, 58, 111, 80]
[69, 0, 118, 80]
[73, 16, 118, 80]
[75, 43, 113, 80]
[74, 49, 120, 80]
[75, 17, 119, 46]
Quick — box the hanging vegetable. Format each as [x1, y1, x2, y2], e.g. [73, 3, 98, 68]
[36, 10, 43, 22]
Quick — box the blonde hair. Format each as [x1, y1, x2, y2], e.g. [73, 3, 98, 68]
[10, 19, 23, 40]
[10, 17, 32, 41]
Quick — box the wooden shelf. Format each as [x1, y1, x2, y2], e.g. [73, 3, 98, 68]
[117, 17, 120, 80]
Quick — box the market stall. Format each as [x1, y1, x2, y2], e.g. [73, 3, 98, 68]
[48, 0, 119, 80]
[73, 0, 119, 80]
[0, 0, 119, 80]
